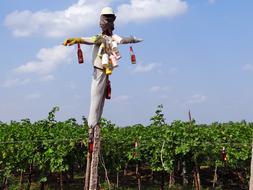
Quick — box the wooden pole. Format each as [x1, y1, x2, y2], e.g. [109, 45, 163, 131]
[89, 125, 101, 190]
[136, 162, 141, 190]
[249, 143, 253, 190]
[182, 161, 188, 186]
[60, 171, 63, 190]
[188, 110, 192, 123]
[84, 151, 91, 190]
[194, 159, 201, 190]
[212, 165, 217, 188]
[116, 172, 119, 188]
[84, 128, 93, 190]
[18, 171, 23, 190]
[26, 164, 33, 190]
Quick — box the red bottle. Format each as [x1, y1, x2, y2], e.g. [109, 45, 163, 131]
[77, 43, 84, 64]
[221, 147, 227, 162]
[130, 46, 136, 64]
[105, 80, 111, 99]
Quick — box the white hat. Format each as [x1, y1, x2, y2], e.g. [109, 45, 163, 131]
[100, 7, 114, 15]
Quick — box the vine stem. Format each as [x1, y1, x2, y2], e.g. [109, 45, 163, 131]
[100, 153, 111, 189]
[161, 140, 166, 170]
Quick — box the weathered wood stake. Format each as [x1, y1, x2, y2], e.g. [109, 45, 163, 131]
[89, 125, 101, 190]
[249, 143, 253, 190]
[84, 128, 93, 190]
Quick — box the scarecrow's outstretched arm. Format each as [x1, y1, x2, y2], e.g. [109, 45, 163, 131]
[63, 35, 105, 46]
[120, 36, 143, 44]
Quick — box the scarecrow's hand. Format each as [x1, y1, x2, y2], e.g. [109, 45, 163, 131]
[120, 36, 143, 44]
[132, 36, 143, 43]
[63, 36, 105, 46]
[63, 38, 83, 46]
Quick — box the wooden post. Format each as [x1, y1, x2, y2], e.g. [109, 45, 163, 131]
[26, 164, 33, 190]
[116, 172, 119, 188]
[2, 177, 8, 190]
[212, 165, 217, 188]
[160, 171, 164, 190]
[89, 125, 101, 190]
[194, 159, 201, 190]
[169, 171, 175, 188]
[193, 159, 201, 190]
[84, 151, 91, 190]
[136, 162, 141, 190]
[249, 143, 253, 190]
[182, 161, 188, 186]
[60, 171, 63, 190]
[188, 110, 192, 123]
[18, 171, 23, 190]
[84, 128, 93, 190]
[124, 163, 128, 176]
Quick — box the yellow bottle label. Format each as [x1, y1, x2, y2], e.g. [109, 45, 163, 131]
[105, 67, 112, 75]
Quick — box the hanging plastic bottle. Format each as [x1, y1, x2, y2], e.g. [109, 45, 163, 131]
[105, 80, 111, 99]
[98, 43, 105, 58]
[221, 147, 227, 162]
[110, 54, 118, 68]
[133, 141, 140, 159]
[102, 53, 113, 75]
[105, 63, 113, 75]
[102, 53, 109, 66]
[133, 142, 137, 159]
[77, 43, 84, 64]
[111, 41, 121, 60]
[130, 46, 136, 64]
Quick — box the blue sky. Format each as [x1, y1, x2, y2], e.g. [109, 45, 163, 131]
[0, 0, 252, 126]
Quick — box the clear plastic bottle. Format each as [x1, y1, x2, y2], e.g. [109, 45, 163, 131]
[111, 41, 121, 60]
[110, 54, 118, 68]
[102, 53, 109, 66]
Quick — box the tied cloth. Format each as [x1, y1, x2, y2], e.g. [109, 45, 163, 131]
[100, 14, 116, 36]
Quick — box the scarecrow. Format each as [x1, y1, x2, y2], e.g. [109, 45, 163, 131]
[63, 7, 142, 128]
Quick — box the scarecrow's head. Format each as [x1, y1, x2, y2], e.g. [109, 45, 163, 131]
[100, 7, 116, 36]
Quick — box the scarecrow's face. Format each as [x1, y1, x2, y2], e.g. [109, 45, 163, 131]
[100, 14, 116, 36]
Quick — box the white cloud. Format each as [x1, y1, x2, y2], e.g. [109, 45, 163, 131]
[5, 0, 187, 37]
[66, 82, 78, 90]
[1, 78, 31, 88]
[133, 63, 156, 73]
[15, 45, 74, 76]
[25, 93, 41, 100]
[149, 86, 161, 92]
[160, 95, 169, 99]
[117, 0, 188, 23]
[149, 85, 171, 93]
[4, 0, 110, 37]
[39, 75, 55, 82]
[112, 95, 131, 103]
[186, 94, 207, 105]
[242, 64, 253, 71]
